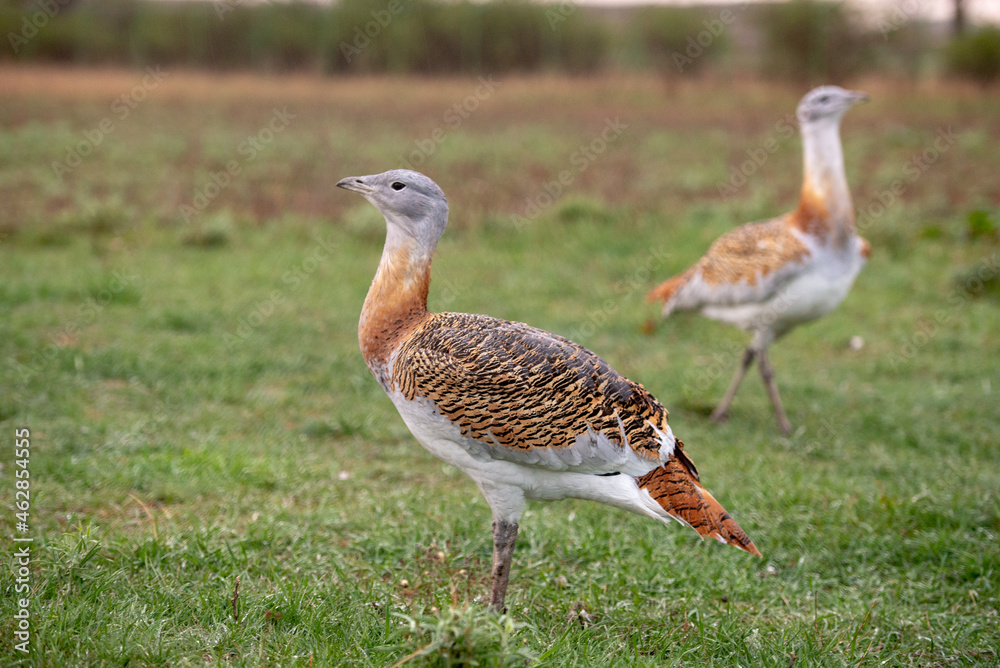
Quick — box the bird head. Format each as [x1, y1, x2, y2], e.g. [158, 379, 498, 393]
[337, 169, 449, 250]
[796, 86, 869, 125]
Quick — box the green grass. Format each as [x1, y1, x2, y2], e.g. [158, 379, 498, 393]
[1, 69, 999, 666]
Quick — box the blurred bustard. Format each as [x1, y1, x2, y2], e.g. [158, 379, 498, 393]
[338, 169, 759, 612]
[648, 86, 870, 435]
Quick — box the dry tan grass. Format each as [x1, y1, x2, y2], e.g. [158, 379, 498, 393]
[2, 66, 997, 233]
[3, 65, 992, 118]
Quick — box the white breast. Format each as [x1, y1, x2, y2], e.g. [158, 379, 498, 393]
[385, 390, 674, 524]
[702, 234, 867, 337]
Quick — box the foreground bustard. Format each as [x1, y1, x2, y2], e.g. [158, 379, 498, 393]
[648, 86, 870, 435]
[338, 169, 759, 612]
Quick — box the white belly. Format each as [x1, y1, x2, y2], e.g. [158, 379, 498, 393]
[385, 391, 674, 524]
[703, 238, 866, 337]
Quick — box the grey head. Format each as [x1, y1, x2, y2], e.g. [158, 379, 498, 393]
[797, 86, 869, 125]
[337, 169, 449, 249]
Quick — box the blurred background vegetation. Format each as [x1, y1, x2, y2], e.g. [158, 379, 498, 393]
[1, 0, 998, 83]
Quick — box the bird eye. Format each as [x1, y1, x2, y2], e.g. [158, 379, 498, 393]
[818, 95, 829, 103]
[391, 182, 406, 191]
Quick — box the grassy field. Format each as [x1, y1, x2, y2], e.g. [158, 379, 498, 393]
[1, 66, 999, 666]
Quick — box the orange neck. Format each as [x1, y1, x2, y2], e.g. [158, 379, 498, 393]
[360, 234, 432, 382]
[791, 118, 855, 245]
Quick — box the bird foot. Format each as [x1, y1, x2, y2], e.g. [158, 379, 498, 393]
[710, 409, 729, 424]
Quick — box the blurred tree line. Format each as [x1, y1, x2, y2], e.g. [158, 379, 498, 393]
[1, 0, 998, 83]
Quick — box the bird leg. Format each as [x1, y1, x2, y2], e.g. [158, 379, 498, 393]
[758, 349, 792, 435]
[711, 348, 756, 424]
[489, 519, 519, 613]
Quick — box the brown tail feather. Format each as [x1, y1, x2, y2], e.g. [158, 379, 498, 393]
[647, 269, 694, 306]
[635, 458, 761, 557]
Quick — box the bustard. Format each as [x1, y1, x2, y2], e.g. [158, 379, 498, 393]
[648, 86, 870, 435]
[338, 169, 759, 612]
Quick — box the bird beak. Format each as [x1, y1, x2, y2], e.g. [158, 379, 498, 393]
[336, 176, 372, 194]
[850, 90, 870, 105]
